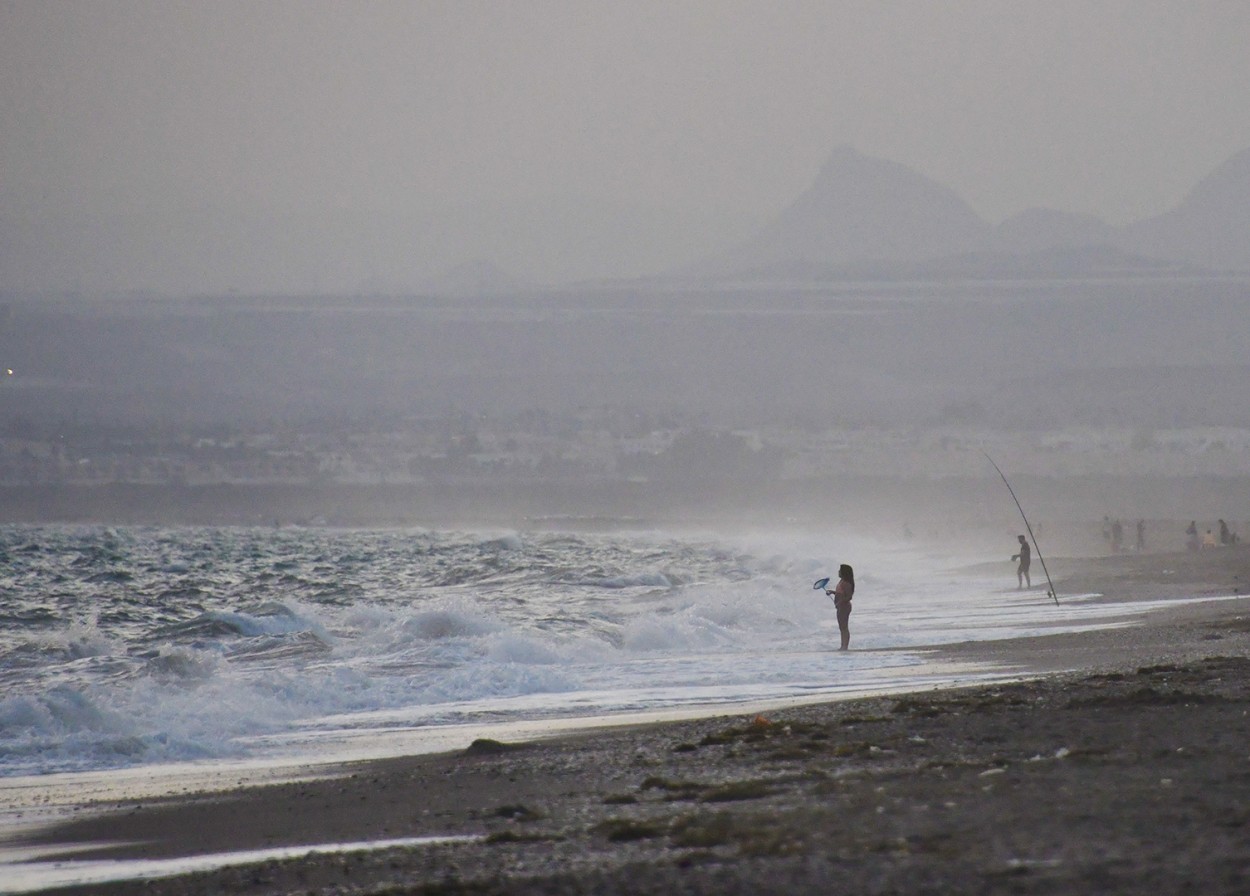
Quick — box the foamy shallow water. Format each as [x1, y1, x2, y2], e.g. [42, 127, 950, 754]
[0, 835, 478, 893]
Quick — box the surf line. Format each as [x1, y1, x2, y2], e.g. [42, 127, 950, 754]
[983, 452, 1058, 606]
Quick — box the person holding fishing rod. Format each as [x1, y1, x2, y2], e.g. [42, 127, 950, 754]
[1012, 534, 1031, 589]
[824, 564, 855, 650]
[984, 453, 1058, 605]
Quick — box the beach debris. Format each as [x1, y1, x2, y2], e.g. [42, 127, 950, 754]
[699, 779, 778, 802]
[464, 737, 518, 756]
[669, 812, 736, 849]
[493, 803, 544, 822]
[751, 714, 773, 728]
[485, 829, 556, 844]
[1005, 858, 1063, 871]
[594, 818, 667, 842]
[640, 775, 703, 799]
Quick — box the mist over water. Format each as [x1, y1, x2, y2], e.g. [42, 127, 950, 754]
[3, 279, 1248, 538]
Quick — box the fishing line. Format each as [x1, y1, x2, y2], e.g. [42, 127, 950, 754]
[984, 452, 1058, 605]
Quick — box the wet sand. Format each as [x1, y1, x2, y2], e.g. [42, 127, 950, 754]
[6, 544, 1250, 895]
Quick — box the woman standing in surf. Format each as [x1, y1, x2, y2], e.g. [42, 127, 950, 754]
[825, 564, 855, 650]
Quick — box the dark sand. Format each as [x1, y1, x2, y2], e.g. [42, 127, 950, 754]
[9, 544, 1250, 895]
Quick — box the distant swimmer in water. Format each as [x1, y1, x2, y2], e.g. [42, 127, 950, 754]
[1012, 534, 1031, 589]
[824, 563, 855, 651]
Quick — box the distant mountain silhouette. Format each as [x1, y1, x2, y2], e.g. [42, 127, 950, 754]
[684, 145, 991, 278]
[1120, 147, 1250, 271]
[681, 144, 1250, 281]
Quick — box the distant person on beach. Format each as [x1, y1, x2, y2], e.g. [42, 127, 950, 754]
[1136, 520, 1146, 553]
[824, 564, 855, 651]
[1012, 535, 1031, 589]
[1186, 521, 1200, 552]
[1111, 519, 1123, 553]
[1219, 519, 1234, 546]
[1203, 529, 1218, 550]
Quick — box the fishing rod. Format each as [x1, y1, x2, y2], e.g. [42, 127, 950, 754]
[984, 452, 1058, 606]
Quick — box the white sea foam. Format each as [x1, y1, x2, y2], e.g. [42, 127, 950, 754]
[0, 835, 477, 893]
[0, 524, 1239, 786]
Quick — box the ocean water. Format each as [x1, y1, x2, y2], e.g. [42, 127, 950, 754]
[0, 523, 1215, 782]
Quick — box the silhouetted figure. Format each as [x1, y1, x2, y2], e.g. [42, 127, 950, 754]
[1136, 520, 1146, 553]
[1012, 535, 1031, 589]
[1186, 520, 1200, 552]
[1219, 519, 1232, 546]
[824, 564, 855, 651]
[1111, 519, 1123, 553]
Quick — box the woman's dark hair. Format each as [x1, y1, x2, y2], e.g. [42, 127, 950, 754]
[838, 564, 854, 581]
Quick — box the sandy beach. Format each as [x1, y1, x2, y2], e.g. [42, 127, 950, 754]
[5, 543, 1250, 895]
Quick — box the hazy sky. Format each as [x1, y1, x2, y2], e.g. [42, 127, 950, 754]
[4, 0, 1250, 292]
